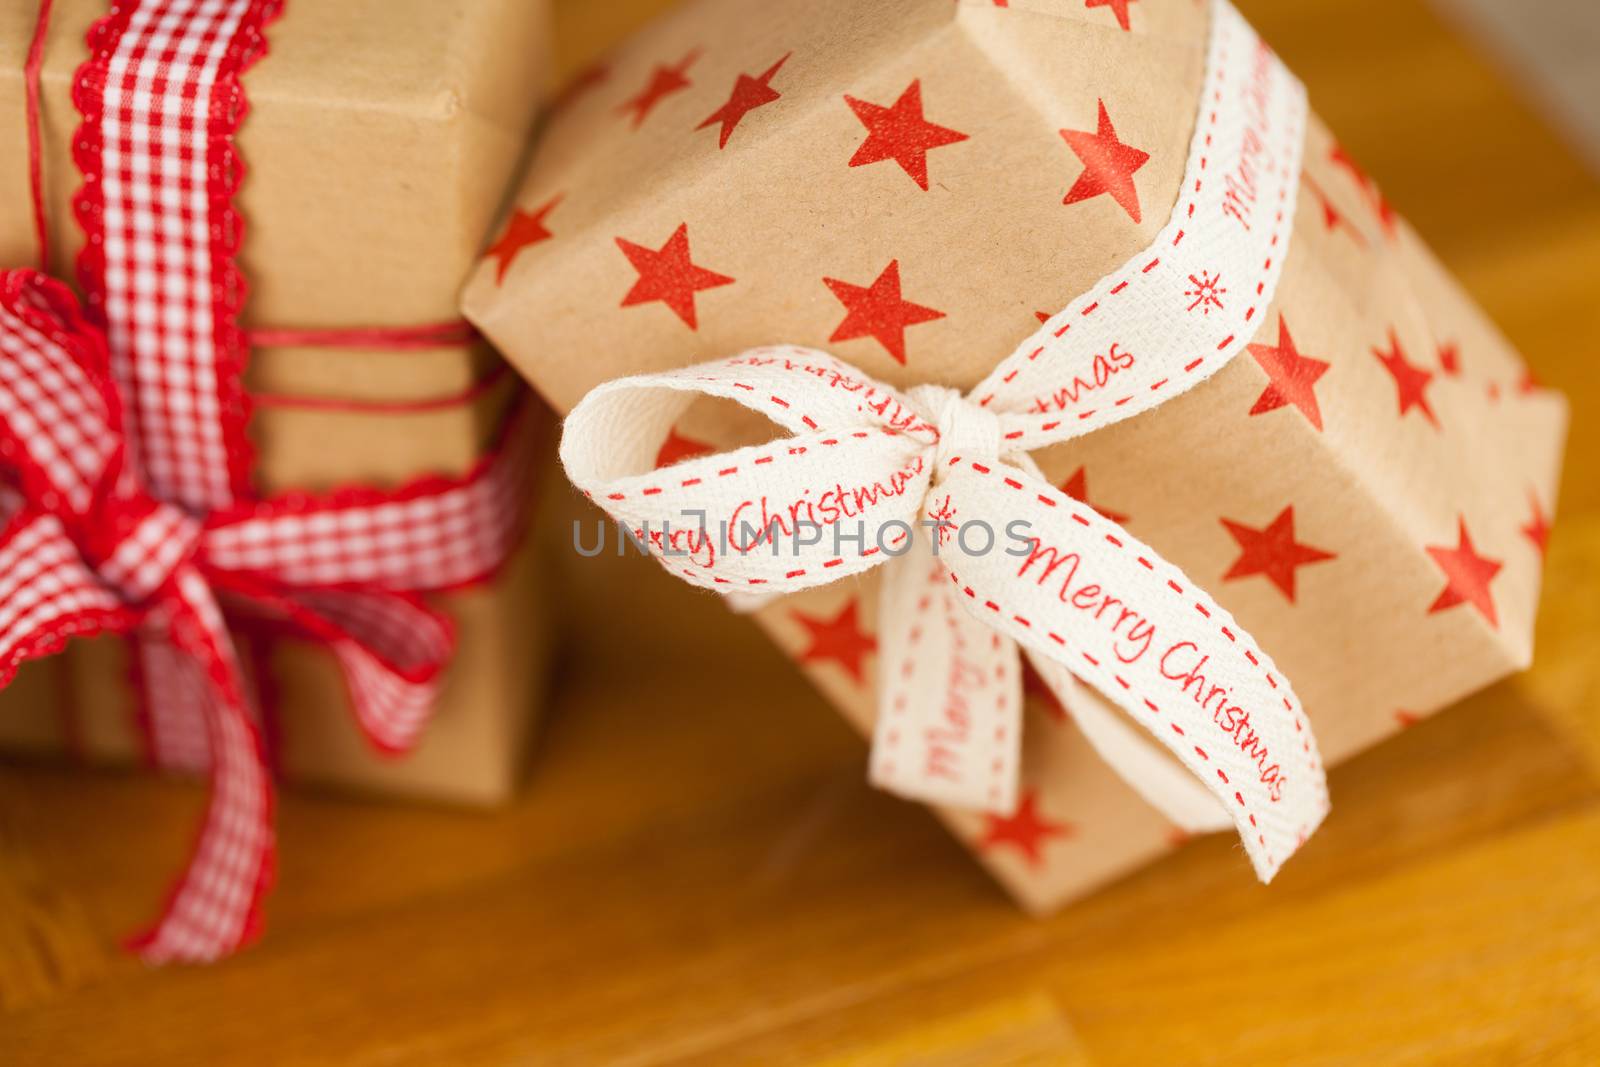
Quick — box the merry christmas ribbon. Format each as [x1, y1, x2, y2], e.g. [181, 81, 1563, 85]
[0, 0, 530, 961]
[562, 0, 1329, 882]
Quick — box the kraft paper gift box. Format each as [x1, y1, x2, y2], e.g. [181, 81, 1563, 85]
[465, 0, 1567, 909]
[0, 0, 552, 807]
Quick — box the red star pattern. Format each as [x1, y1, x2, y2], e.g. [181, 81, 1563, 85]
[554, 61, 609, 112]
[1060, 467, 1129, 525]
[1521, 492, 1551, 559]
[617, 50, 699, 129]
[844, 79, 969, 191]
[485, 196, 560, 284]
[1395, 710, 1423, 728]
[616, 223, 735, 329]
[698, 53, 789, 148]
[1248, 316, 1330, 431]
[978, 789, 1073, 868]
[792, 599, 877, 685]
[1060, 100, 1151, 222]
[1372, 329, 1439, 429]
[1220, 506, 1335, 603]
[1329, 141, 1397, 237]
[1437, 340, 1461, 377]
[1302, 175, 1365, 245]
[1425, 517, 1503, 627]
[1085, 0, 1138, 31]
[654, 427, 715, 469]
[823, 260, 945, 364]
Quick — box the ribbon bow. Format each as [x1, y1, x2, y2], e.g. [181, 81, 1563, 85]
[0, 270, 480, 961]
[562, 0, 1329, 882]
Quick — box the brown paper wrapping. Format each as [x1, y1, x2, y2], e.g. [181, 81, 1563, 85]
[0, 0, 553, 805]
[465, 0, 1568, 904]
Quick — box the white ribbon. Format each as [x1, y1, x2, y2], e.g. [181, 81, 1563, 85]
[561, 0, 1328, 881]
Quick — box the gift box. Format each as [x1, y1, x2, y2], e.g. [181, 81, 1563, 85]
[0, 0, 550, 959]
[463, 0, 1566, 911]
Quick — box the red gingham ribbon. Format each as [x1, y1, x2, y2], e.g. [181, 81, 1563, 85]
[0, 271, 529, 962]
[1, 0, 532, 962]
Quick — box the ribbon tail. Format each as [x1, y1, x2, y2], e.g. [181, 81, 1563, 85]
[212, 575, 455, 754]
[127, 567, 274, 964]
[1026, 652, 1230, 834]
[932, 456, 1329, 882]
[870, 529, 1022, 814]
[0, 507, 132, 688]
[130, 625, 216, 773]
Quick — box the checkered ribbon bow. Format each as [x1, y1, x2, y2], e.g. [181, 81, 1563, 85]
[0, 270, 501, 962]
[564, 0, 1331, 884]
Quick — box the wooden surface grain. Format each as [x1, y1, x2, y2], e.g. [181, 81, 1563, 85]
[4, 0, 1600, 1063]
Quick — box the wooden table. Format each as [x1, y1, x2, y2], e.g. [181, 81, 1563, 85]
[4, 0, 1599, 1062]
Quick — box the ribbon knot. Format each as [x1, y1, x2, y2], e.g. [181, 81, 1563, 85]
[910, 383, 999, 477]
[79, 487, 204, 604]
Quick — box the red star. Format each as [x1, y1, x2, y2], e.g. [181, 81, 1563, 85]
[1372, 329, 1439, 429]
[1060, 100, 1151, 222]
[1394, 709, 1422, 728]
[823, 260, 945, 365]
[1248, 316, 1330, 431]
[1425, 517, 1503, 628]
[1085, 0, 1138, 31]
[1220, 506, 1336, 603]
[616, 223, 735, 329]
[1302, 175, 1365, 245]
[1329, 141, 1397, 237]
[1060, 467, 1129, 525]
[554, 61, 609, 112]
[654, 427, 715, 469]
[1437, 340, 1461, 377]
[978, 789, 1073, 868]
[792, 599, 877, 685]
[617, 50, 699, 129]
[698, 52, 789, 148]
[1521, 493, 1551, 559]
[485, 196, 559, 284]
[844, 79, 969, 191]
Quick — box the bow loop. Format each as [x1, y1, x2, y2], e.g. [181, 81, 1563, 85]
[0, 270, 126, 518]
[212, 573, 455, 753]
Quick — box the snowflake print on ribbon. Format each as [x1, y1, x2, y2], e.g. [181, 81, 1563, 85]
[930, 494, 959, 545]
[1185, 270, 1226, 315]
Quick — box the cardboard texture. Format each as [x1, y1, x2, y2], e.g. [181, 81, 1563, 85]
[0, 0, 553, 805]
[464, 0, 1568, 907]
